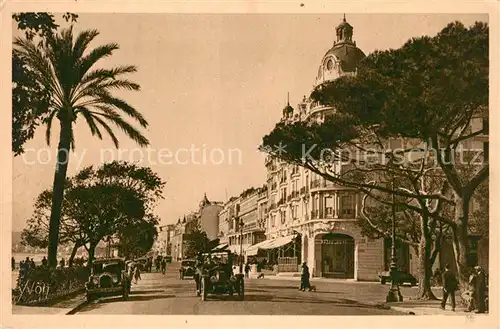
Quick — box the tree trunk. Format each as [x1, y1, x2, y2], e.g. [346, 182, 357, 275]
[452, 194, 471, 294]
[416, 213, 437, 299]
[47, 120, 72, 268]
[68, 243, 80, 267]
[87, 243, 97, 270]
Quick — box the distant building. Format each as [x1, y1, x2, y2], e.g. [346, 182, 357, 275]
[171, 194, 223, 260]
[218, 188, 267, 257]
[153, 224, 175, 256]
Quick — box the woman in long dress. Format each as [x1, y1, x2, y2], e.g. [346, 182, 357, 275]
[133, 264, 141, 284]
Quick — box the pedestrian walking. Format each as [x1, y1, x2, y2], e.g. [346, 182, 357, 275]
[59, 258, 65, 268]
[474, 266, 487, 313]
[244, 263, 250, 279]
[41, 256, 47, 267]
[30, 258, 36, 270]
[440, 264, 458, 311]
[161, 259, 167, 274]
[194, 252, 204, 296]
[299, 262, 312, 291]
[133, 264, 141, 284]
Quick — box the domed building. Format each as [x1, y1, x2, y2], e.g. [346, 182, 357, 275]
[253, 16, 413, 281]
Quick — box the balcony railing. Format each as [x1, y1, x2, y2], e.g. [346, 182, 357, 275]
[311, 179, 335, 189]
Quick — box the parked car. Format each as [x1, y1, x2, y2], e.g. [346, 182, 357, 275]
[179, 259, 196, 279]
[85, 258, 132, 302]
[198, 251, 244, 301]
[378, 269, 418, 286]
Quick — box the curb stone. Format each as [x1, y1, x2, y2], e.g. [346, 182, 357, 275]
[65, 299, 89, 315]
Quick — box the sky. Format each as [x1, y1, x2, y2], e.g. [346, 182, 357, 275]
[12, 13, 488, 231]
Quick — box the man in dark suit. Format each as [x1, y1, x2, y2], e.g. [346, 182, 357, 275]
[441, 264, 458, 311]
[474, 266, 487, 313]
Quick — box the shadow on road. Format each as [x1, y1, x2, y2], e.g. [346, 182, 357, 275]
[78, 294, 177, 313]
[233, 293, 387, 310]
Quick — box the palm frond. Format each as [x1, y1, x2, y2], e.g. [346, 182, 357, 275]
[77, 107, 103, 140]
[90, 111, 149, 147]
[71, 79, 140, 106]
[76, 44, 119, 80]
[90, 114, 120, 148]
[98, 95, 148, 127]
[13, 38, 64, 102]
[72, 29, 100, 62]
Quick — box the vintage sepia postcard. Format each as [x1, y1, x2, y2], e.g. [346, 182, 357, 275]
[0, 1, 498, 329]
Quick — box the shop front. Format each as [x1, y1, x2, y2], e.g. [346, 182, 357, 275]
[245, 234, 301, 273]
[315, 233, 355, 279]
[299, 220, 384, 281]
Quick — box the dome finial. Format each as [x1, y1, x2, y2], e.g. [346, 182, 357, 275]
[343, 13, 346, 22]
[287, 92, 290, 106]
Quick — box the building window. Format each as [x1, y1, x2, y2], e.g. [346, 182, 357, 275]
[324, 196, 334, 217]
[341, 195, 355, 217]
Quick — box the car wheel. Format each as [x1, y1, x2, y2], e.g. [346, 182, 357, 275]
[381, 278, 386, 285]
[238, 278, 244, 301]
[201, 277, 207, 301]
[86, 293, 93, 303]
[410, 280, 417, 287]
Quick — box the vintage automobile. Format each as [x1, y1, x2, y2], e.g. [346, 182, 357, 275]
[179, 259, 196, 279]
[378, 269, 418, 286]
[85, 258, 132, 302]
[197, 251, 245, 301]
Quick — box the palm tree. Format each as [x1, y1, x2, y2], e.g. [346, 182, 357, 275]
[14, 27, 149, 267]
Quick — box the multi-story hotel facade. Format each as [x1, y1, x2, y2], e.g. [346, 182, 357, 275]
[242, 17, 387, 281]
[245, 16, 489, 281]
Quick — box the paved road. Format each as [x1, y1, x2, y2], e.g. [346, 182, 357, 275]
[74, 263, 405, 315]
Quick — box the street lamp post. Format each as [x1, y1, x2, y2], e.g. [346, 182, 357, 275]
[386, 177, 403, 302]
[233, 216, 244, 274]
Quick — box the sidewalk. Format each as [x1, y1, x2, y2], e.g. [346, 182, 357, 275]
[12, 292, 86, 315]
[259, 275, 488, 316]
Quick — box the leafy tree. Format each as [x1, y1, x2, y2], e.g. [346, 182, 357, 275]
[21, 161, 164, 266]
[116, 215, 159, 259]
[12, 12, 78, 156]
[261, 21, 487, 300]
[65, 184, 145, 266]
[183, 219, 220, 258]
[14, 26, 149, 267]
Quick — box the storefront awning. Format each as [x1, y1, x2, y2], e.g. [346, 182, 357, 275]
[245, 235, 296, 256]
[245, 240, 274, 256]
[211, 243, 228, 251]
[262, 235, 295, 250]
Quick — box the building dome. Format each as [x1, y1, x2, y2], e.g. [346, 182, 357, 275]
[199, 193, 211, 208]
[282, 103, 294, 116]
[316, 15, 366, 84]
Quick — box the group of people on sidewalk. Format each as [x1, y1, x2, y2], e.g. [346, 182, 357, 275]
[440, 264, 487, 313]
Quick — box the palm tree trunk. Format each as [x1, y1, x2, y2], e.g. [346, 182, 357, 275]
[47, 120, 72, 268]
